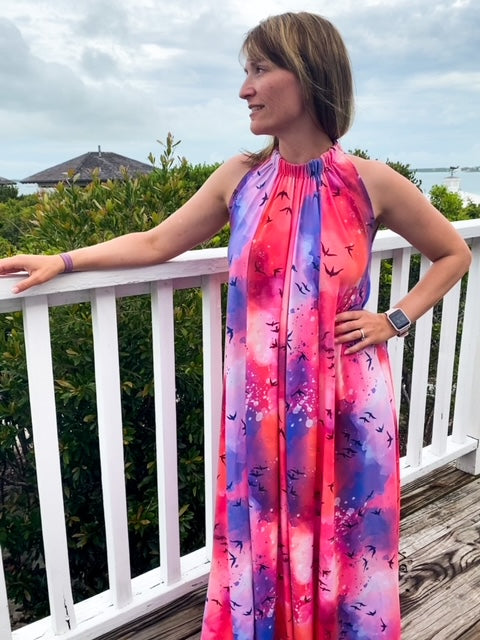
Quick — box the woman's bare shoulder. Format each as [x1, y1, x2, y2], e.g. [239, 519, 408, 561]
[220, 153, 253, 183]
[348, 154, 397, 186]
[347, 154, 418, 219]
[206, 153, 253, 205]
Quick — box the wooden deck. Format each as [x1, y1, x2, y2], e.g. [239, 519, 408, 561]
[400, 464, 480, 639]
[99, 464, 480, 640]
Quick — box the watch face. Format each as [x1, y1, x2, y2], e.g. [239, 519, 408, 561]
[389, 309, 410, 330]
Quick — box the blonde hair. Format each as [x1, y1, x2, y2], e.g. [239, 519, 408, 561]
[242, 12, 354, 166]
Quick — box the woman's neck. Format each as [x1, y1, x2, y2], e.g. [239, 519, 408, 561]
[277, 129, 334, 164]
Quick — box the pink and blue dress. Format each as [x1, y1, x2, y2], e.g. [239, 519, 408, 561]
[201, 145, 401, 639]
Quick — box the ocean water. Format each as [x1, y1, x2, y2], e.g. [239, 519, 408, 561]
[416, 170, 480, 197]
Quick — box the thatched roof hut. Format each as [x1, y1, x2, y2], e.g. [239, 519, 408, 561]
[21, 148, 154, 187]
[0, 176, 16, 186]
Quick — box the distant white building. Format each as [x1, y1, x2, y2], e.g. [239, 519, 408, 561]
[443, 173, 480, 205]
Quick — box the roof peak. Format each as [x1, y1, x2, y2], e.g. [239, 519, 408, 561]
[21, 150, 154, 186]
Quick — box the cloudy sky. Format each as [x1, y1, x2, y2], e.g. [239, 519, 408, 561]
[0, 0, 479, 185]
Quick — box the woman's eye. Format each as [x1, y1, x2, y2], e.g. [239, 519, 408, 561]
[243, 61, 269, 76]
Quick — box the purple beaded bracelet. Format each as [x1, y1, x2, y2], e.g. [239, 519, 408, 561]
[59, 253, 74, 273]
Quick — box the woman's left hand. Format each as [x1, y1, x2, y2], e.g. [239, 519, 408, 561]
[335, 310, 397, 354]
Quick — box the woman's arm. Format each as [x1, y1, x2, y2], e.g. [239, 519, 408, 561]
[0, 155, 249, 293]
[335, 159, 472, 353]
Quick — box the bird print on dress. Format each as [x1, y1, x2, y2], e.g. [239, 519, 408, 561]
[201, 145, 401, 639]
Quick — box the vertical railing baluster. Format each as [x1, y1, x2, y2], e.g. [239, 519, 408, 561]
[91, 288, 132, 607]
[388, 247, 412, 416]
[405, 256, 433, 469]
[202, 274, 224, 559]
[151, 281, 181, 584]
[453, 238, 480, 474]
[365, 252, 382, 312]
[431, 280, 462, 456]
[22, 296, 76, 633]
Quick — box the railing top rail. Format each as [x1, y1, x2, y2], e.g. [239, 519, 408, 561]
[373, 218, 480, 251]
[0, 220, 478, 310]
[0, 249, 229, 309]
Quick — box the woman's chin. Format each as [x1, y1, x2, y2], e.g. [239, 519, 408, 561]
[249, 122, 271, 137]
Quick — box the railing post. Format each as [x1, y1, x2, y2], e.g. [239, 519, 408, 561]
[453, 237, 480, 474]
[202, 274, 224, 559]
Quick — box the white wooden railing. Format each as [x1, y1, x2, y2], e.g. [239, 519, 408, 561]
[0, 220, 479, 640]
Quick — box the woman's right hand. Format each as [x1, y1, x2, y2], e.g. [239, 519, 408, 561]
[0, 254, 66, 294]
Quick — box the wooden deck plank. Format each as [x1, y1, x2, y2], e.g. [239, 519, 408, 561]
[96, 588, 206, 640]
[400, 463, 478, 519]
[100, 464, 480, 640]
[400, 508, 480, 638]
[458, 619, 480, 640]
[400, 475, 480, 555]
[400, 465, 480, 640]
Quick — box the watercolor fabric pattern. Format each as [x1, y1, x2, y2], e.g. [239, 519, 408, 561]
[201, 145, 401, 640]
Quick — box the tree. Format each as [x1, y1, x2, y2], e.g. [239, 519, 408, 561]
[0, 184, 19, 203]
[0, 195, 37, 253]
[428, 184, 479, 221]
[463, 201, 480, 220]
[349, 147, 370, 160]
[349, 148, 423, 190]
[385, 159, 422, 190]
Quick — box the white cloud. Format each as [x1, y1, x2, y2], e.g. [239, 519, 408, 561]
[0, 0, 479, 183]
[406, 71, 480, 92]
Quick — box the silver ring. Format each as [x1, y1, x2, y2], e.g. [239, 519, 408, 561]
[359, 328, 365, 340]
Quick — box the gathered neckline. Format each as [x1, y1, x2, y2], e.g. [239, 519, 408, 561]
[275, 144, 339, 177]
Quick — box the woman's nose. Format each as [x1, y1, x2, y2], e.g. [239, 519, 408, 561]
[239, 77, 254, 100]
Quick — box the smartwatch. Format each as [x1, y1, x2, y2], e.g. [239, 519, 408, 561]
[385, 308, 411, 337]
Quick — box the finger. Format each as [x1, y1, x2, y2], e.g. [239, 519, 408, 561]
[336, 327, 365, 345]
[335, 319, 362, 337]
[12, 275, 39, 294]
[346, 328, 370, 353]
[345, 340, 367, 355]
[11, 257, 66, 294]
[0, 259, 29, 275]
[335, 311, 360, 324]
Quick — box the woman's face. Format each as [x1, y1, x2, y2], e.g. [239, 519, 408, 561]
[239, 58, 308, 137]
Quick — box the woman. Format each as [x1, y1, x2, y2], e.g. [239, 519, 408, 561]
[0, 12, 470, 640]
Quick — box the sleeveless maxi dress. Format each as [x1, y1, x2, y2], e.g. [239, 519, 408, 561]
[201, 145, 401, 640]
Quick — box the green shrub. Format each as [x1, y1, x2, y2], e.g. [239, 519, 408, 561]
[0, 135, 227, 623]
[0, 184, 19, 203]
